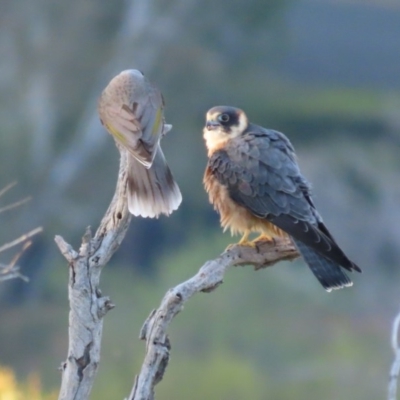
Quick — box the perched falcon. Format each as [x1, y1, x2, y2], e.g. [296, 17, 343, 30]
[98, 69, 182, 218]
[203, 106, 361, 291]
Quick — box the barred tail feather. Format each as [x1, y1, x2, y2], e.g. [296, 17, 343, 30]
[127, 146, 182, 218]
[293, 239, 353, 292]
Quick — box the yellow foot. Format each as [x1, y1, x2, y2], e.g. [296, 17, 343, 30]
[238, 230, 256, 247]
[225, 230, 256, 250]
[252, 234, 275, 245]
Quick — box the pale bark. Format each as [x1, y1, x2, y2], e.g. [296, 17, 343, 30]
[56, 150, 132, 400]
[129, 238, 299, 400]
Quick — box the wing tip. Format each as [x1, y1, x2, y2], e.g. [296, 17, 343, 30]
[352, 263, 362, 273]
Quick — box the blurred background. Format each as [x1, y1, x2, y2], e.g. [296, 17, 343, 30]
[0, 0, 400, 398]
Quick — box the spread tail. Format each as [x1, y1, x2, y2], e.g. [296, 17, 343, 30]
[127, 146, 182, 218]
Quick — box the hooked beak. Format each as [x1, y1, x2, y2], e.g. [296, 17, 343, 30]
[206, 120, 221, 131]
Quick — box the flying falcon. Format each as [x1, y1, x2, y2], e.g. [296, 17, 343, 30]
[98, 69, 182, 218]
[203, 106, 361, 291]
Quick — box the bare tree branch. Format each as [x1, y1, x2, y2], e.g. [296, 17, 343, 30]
[0, 240, 33, 282]
[0, 183, 42, 282]
[129, 238, 299, 400]
[57, 150, 132, 400]
[0, 227, 43, 254]
[388, 308, 400, 400]
[0, 264, 26, 282]
[0, 196, 32, 214]
[0, 181, 17, 198]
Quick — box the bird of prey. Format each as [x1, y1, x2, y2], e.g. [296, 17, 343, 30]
[98, 69, 182, 218]
[203, 105, 361, 291]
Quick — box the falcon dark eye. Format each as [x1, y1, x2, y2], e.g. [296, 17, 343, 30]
[218, 113, 230, 124]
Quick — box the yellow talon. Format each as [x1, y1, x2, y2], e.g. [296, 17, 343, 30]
[237, 231, 257, 248]
[252, 234, 274, 244]
[238, 230, 250, 244]
[225, 230, 256, 250]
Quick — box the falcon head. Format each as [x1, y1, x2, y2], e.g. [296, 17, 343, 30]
[203, 106, 249, 154]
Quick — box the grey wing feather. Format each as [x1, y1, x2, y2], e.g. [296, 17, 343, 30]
[130, 85, 164, 166]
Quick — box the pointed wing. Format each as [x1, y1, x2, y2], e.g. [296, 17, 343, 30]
[208, 126, 360, 273]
